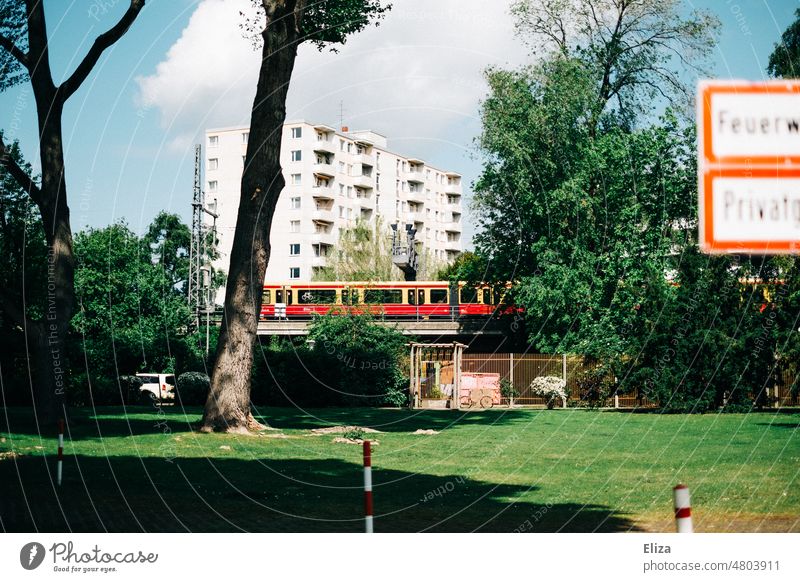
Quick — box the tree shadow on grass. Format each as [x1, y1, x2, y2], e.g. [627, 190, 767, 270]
[754, 421, 800, 430]
[0, 453, 640, 533]
[0, 405, 199, 439]
[1, 406, 544, 439]
[254, 407, 541, 433]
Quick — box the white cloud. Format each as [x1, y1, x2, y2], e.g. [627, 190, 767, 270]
[136, 0, 525, 152]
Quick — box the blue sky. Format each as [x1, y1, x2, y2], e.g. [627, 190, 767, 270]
[1, 0, 798, 245]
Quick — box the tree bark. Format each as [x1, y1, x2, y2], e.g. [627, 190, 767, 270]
[202, 2, 302, 432]
[0, 1, 144, 425]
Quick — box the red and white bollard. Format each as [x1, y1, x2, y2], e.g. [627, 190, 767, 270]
[673, 484, 693, 533]
[363, 440, 373, 533]
[57, 418, 64, 487]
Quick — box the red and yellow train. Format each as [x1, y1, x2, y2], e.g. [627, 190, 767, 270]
[260, 281, 509, 319]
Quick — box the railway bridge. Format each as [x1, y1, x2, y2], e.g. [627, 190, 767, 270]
[257, 317, 512, 338]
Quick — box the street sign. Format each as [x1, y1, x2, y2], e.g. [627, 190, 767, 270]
[698, 80, 800, 254]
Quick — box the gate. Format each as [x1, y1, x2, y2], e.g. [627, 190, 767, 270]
[409, 342, 465, 409]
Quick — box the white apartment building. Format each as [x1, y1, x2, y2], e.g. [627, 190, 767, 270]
[204, 121, 464, 282]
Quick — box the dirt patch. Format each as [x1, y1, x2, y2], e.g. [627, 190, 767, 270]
[412, 429, 439, 435]
[332, 437, 380, 445]
[219, 445, 232, 451]
[634, 511, 800, 533]
[0, 451, 20, 461]
[311, 426, 381, 435]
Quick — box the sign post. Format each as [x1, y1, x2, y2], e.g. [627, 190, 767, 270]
[698, 80, 800, 254]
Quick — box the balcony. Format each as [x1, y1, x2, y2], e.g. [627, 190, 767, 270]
[444, 183, 462, 195]
[406, 189, 425, 204]
[311, 255, 328, 268]
[353, 153, 374, 167]
[443, 221, 462, 233]
[311, 185, 334, 201]
[353, 174, 374, 189]
[311, 231, 336, 246]
[313, 139, 336, 155]
[313, 160, 335, 179]
[405, 168, 425, 184]
[312, 209, 334, 224]
[445, 239, 462, 251]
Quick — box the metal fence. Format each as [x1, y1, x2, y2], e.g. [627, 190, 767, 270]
[461, 353, 799, 408]
[462, 353, 652, 408]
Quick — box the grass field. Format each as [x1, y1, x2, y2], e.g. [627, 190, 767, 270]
[1, 406, 798, 532]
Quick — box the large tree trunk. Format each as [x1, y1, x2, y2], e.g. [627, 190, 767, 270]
[26, 4, 75, 426]
[202, 3, 301, 432]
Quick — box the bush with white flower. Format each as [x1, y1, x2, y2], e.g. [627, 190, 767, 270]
[529, 376, 568, 409]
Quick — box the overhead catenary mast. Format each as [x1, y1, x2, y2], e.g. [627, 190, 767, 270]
[189, 143, 218, 348]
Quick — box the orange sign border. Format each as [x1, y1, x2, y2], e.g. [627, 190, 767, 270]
[700, 80, 800, 166]
[700, 166, 800, 254]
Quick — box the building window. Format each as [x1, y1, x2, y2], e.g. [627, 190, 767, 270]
[290, 220, 300, 233]
[347, 164, 353, 176]
[291, 173, 301, 185]
[289, 244, 300, 256]
[208, 135, 218, 147]
[291, 150, 302, 162]
[242, 132, 249, 144]
[242, 155, 246, 165]
[339, 139, 345, 151]
[208, 158, 218, 170]
[208, 180, 218, 192]
[290, 197, 301, 209]
[347, 186, 353, 198]
[338, 161, 345, 174]
[339, 183, 345, 196]
[291, 127, 302, 139]
[347, 142, 352, 153]
[289, 267, 300, 279]
[376, 152, 381, 169]
[376, 173, 381, 190]
[339, 206, 344, 218]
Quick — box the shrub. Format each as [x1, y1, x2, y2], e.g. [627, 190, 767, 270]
[500, 378, 518, 400]
[529, 376, 567, 409]
[176, 372, 210, 406]
[575, 370, 612, 409]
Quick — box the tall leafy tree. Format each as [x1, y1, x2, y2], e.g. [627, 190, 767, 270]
[768, 8, 800, 78]
[203, 0, 391, 432]
[0, 1, 145, 422]
[511, 0, 718, 131]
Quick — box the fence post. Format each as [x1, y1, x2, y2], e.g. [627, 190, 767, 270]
[562, 354, 567, 408]
[614, 394, 619, 409]
[57, 418, 64, 487]
[509, 353, 514, 407]
[364, 440, 374, 533]
[673, 484, 693, 533]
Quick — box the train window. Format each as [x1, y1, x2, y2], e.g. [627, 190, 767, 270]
[286, 290, 293, 305]
[298, 289, 336, 304]
[418, 290, 425, 305]
[430, 289, 448, 304]
[460, 288, 478, 304]
[262, 290, 272, 304]
[276, 290, 283, 304]
[408, 290, 416, 305]
[364, 289, 403, 304]
[482, 289, 492, 304]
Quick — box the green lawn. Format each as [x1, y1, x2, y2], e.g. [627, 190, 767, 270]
[1, 406, 798, 532]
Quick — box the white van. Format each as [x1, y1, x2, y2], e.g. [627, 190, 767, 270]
[136, 373, 176, 402]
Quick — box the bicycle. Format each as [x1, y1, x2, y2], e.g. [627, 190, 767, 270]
[460, 390, 494, 410]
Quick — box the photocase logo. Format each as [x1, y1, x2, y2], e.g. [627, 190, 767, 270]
[19, 542, 46, 570]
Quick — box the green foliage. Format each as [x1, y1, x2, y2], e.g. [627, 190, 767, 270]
[499, 378, 518, 400]
[471, 7, 797, 413]
[313, 218, 400, 281]
[341, 427, 365, 440]
[298, 0, 392, 51]
[252, 312, 409, 407]
[0, 1, 27, 90]
[176, 371, 211, 406]
[575, 369, 612, 409]
[67, 219, 204, 405]
[768, 8, 800, 78]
